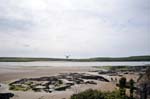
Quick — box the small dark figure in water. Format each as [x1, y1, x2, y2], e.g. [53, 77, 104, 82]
[0, 93, 14, 99]
[65, 55, 70, 59]
[111, 78, 113, 81]
[115, 78, 117, 82]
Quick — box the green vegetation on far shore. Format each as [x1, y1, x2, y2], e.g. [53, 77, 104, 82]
[0, 55, 150, 62]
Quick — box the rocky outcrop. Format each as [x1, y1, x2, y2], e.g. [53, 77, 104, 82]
[0, 93, 14, 99]
[9, 73, 109, 93]
[136, 67, 150, 99]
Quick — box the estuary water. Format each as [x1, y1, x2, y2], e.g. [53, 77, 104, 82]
[0, 61, 150, 67]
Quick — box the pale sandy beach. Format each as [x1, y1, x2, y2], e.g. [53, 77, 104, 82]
[0, 65, 140, 99]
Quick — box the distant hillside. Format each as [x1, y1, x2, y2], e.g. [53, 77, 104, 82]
[0, 57, 66, 62]
[87, 56, 150, 62]
[0, 55, 150, 62]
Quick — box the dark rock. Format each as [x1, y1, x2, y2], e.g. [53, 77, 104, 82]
[0, 93, 14, 99]
[85, 81, 97, 85]
[81, 75, 109, 82]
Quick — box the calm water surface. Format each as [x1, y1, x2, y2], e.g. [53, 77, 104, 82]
[0, 61, 150, 67]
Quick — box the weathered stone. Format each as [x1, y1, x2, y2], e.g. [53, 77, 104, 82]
[0, 93, 14, 99]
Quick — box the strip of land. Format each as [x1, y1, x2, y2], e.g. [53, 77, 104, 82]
[0, 55, 150, 62]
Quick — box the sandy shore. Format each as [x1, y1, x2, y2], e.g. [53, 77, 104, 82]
[0, 66, 97, 82]
[0, 66, 139, 99]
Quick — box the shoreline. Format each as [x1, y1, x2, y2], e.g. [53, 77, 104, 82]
[0, 65, 142, 99]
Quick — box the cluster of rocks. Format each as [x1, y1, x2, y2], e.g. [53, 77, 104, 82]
[91, 66, 149, 77]
[98, 70, 119, 76]
[9, 73, 109, 93]
[0, 93, 14, 99]
[136, 67, 150, 99]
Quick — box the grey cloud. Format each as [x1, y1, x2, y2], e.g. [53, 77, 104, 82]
[0, 18, 34, 32]
[0, 0, 149, 58]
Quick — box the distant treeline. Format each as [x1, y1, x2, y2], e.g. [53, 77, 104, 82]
[0, 55, 150, 62]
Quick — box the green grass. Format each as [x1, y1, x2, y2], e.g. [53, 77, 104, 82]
[9, 85, 30, 91]
[70, 89, 132, 99]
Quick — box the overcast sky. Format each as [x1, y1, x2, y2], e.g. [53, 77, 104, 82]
[0, 0, 149, 58]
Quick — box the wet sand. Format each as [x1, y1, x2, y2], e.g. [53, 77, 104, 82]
[0, 66, 95, 82]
